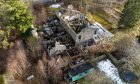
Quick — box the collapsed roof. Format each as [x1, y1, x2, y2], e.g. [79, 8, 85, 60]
[56, 6, 114, 45]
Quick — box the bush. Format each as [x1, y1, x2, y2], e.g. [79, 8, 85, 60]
[0, 75, 4, 84]
[21, 28, 32, 39]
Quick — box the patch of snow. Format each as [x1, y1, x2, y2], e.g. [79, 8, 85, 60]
[50, 3, 63, 8]
[97, 59, 124, 84]
[27, 75, 34, 80]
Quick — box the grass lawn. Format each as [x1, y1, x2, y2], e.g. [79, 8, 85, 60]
[86, 11, 112, 28]
[49, 7, 60, 12]
[77, 78, 92, 84]
[0, 75, 4, 84]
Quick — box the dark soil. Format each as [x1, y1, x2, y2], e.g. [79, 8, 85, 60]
[111, 50, 127, 60]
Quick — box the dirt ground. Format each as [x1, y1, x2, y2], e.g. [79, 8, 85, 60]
[47, 55, 70, 83]
[79, 70, 113, 84]
[0, 49, 8, 74]
[32, 2, 48, 25]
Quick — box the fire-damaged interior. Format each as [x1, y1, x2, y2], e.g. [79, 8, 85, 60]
[68, 16, 91, 34]
[43, 15, 75, 56]
[42, 15, 94, 82]
[57, 8, 113, 47]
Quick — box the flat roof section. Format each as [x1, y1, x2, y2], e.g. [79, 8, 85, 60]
[69, 62, 93, 77]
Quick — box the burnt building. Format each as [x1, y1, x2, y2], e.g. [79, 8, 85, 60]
[56, 6, 114, 46]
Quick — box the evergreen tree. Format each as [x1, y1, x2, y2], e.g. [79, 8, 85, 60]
[118, 0, 140, 28]
[0, 0, 34, 48]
